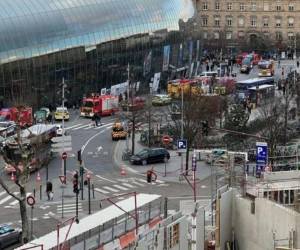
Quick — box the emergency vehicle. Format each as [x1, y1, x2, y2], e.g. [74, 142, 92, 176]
[0, 107, 33, 127]
[258, 60, 275, 77]
[80, 94, 118, 117]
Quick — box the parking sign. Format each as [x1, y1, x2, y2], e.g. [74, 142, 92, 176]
[256, 142, 268, 177]
[177, 139, 187, 151]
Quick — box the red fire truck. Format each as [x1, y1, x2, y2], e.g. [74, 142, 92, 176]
[80, 94, 119, 117]
[0, 107, 33, 127]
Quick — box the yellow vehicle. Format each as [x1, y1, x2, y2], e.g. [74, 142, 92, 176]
[112, 122, 127, 141]
[167, 79, 202, 98]
[258, 60, 275, 77]
[54, 107, 70, 121]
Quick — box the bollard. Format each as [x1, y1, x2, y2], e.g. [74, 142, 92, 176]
[33, 188, 36, 198]
[39, 185, 42, 200]
[252, 166, 255, 176]
[92, 184, 95, 199]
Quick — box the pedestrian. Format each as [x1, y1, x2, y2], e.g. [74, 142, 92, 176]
[46, 181, 53, 201]
[278, 59, 281, 68]
[92, 113, 96, 127]
[281, 67, 285, 79]
[297, 61, 299, 68]
[206, 63, 209, 71]
[247, 103, 252, 114]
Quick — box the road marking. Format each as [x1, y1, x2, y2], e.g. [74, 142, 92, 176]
[9, 193, 32, 206]
[95, 175, 116, 183]
[121, 183, 135, 188]
[65, 123, 83, 130]
[57, 208, 83, 213]
[158, 184, 169, 187]
[155, 180, 165, 184]
[102, 186, 119, 192]
[81, 127, 110, 153]
[137, 179, 148, 183]
[113, 185, 128, 191]
[0, 191, 6, 197]
[84, 125, 93, 130]
[131, 181, 145, 187]
[0, 192, 18, 205]
[94, 188, 109, 194]
[57, 203, 82, 208]
[72, 124, 90, 130]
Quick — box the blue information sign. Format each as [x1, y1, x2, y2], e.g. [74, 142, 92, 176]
[177, 139, 187, 150]
[256, 142, 268, 177]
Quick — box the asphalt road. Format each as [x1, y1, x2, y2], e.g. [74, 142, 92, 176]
[0, 59, 297, 248]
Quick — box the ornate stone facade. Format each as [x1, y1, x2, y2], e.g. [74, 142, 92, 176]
[195, 0, 300, 50]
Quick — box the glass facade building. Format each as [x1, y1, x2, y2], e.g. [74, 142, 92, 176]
[0, 0, 196, 107]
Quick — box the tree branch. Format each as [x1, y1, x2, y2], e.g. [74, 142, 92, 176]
[0, 177, 21, 201]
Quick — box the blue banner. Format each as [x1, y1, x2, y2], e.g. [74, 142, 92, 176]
[256, 142, 268, 176]
[162, 45, 170, 71]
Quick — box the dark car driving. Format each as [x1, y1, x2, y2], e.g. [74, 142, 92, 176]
[130, 148, 170, 165]
[0, 224, 22, 249]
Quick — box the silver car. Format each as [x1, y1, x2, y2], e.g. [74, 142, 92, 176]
[0, 224, 22, 249]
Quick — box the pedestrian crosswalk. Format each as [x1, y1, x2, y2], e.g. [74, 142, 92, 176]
[57, 202, 82, 214]
[66, 122, 113, 132]
[0, 191, 33, 208]
[93, 177, 168, 197]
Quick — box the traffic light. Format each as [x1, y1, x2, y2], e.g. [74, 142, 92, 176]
[73, 172, 79, 194]
[202, 120, 209, 136]
[77, 150, 82, 164]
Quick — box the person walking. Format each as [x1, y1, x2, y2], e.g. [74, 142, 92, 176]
[46, 181, 53, 201]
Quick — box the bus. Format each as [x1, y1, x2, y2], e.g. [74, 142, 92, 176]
[248, 84, 275, 107]
[258, 60, 275, 77]
[236, 77, 275, 102]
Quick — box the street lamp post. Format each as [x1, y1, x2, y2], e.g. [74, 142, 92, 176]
[126, 63, 130, 153]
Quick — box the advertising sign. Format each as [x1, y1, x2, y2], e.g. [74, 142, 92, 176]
[178, 43, 183, 66]
[256, 142, 268, 176]
[152, 73, 161, 92]
[143, 50, 152, 76]
[162, 45, 170, 71]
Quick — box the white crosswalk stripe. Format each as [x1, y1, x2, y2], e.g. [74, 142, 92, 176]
[65, 123, 83, 130]
[121, 183, 136, 188]
[57, 203, 82, 213]
[94, 188, 110, 194]
[102, 186, 119, 192]
[113, 184, 128, 191]
[72, 124, 90, 130]
[0, 192, 18, 205]
[0, 191, 6, 197]
[131, 181, 145, 187]
[9, 193, 32, 206]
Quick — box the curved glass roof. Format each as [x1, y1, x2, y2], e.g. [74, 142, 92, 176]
[0, 0, 195, 63]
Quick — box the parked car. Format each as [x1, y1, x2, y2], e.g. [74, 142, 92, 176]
[152, 94, 172, 106]
[130, 148, 170, 165]
[40, 107, 51, 118]
[0, 224, 22, 249]
[54, 107, 69, 121]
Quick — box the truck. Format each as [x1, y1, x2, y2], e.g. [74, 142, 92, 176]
[4, 124, 56, 174]
[111, 121, 127, 141]
[80, 94, 119, 118]
[0, 107, 33, 127]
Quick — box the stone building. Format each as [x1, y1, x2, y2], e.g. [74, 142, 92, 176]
[195, 0, 300, 52]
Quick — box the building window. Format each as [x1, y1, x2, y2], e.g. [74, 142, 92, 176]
[288, 32, 295, 40]
[227, 2, 232, 10]
[238, 17, 245, 27]
[214, 32, 220, 39]
[240, 3, 245, 11]
[214, 17, 220, 27]
[263, 3, 269, 11]
[276, 5, 282, 11]
[251, 2, 257, 11]
[202, 17, 208, 26]
[251, 17, 257, 27]
[203, 2, 208, 10]
[276, 32, 282, 40]
[226, 32, 232, 40]
[288, 4, 294, 11]
[288, 17, 294, 27]
[215, 2, 220, 10]
[263, 17, 269, 27]
[226, 17, 233, 27]
[276, 18, 281, 27]
[203, 32, 208, 39]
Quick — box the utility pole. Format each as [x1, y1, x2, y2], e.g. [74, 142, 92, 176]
[61, 77, 66, 177]
[126, 63, 130, 153]
[181, 84, 185, 173]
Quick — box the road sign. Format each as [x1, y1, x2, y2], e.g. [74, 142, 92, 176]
[59, 175, 66, 184]
[256, 142, 268, 177]
[162, 135, 171, 145]
[27, 195, 35, 207]
[51, 147, 72, 153]
[51, 135, 72, 143]
[62, 152, 67, 160]
[51, 141, 72, 148]
[177, 139, 187, 151]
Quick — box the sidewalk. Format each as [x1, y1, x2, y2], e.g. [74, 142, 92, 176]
[113, 133, 213, 183]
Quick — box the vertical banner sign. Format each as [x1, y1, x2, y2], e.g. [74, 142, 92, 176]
[143, 50, 152, 76]
[195, 61, 200, 76]
[189, 40, 193, 65]
[189, 62, 194, 78]
[152, 73, 161, 92]
[196, 40, 200, 61]
[162, 45, 170, 71]
[178, 43, 183, 67]
[256, 142, 268, 176]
